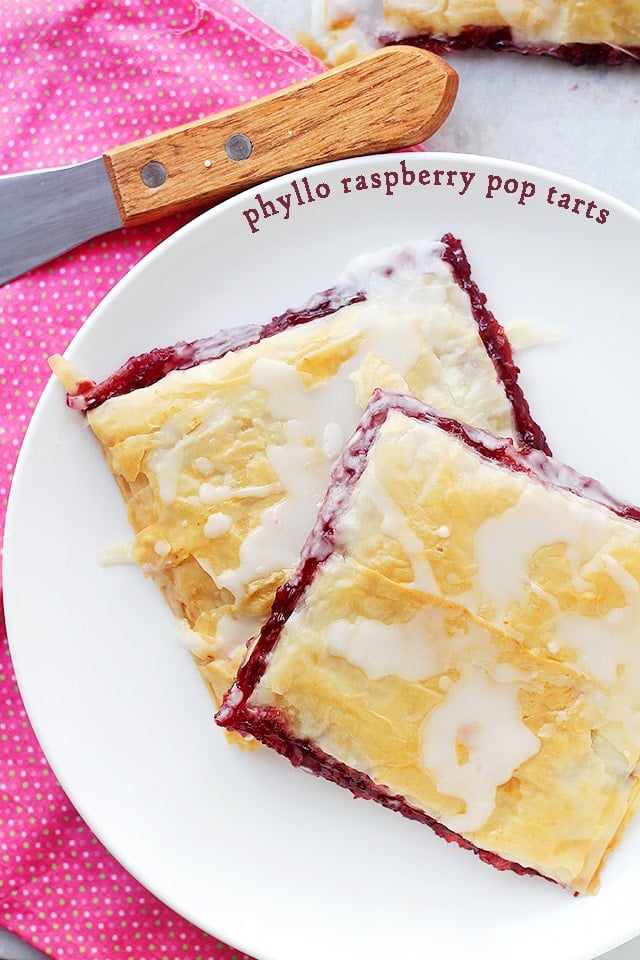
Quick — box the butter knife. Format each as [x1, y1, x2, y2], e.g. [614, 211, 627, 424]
[0, 46, 457, 286]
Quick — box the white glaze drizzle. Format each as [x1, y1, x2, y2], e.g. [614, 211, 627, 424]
[193, 456, 213, 476]
[554, 553, 640, 691]
[421, 663, 540, 833]
[495, 0, 524, 21]
[473, 483, 615, 617]
[154, 540, 170, 557]
[311, 0, 384, 57]
[321, 568, 539, 834]
[471, 479, 640, 703]
[147, 400, 227, 506]
[346, 459, 440, 593]
[326, 605, 451, 681]
[214, 613, 263, 658]
[203, 513, 232, 539]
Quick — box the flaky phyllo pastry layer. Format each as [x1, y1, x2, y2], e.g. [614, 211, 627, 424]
[305, 0, 640, 66]
[51, 235, 547, 708]
[217, 391, 640, 895]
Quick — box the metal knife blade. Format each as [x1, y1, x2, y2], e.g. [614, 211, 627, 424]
[0, 158, 124, 284]
[0, 46, 458, 286]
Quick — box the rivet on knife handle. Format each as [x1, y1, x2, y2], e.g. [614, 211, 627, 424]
[103, 46, 458, 226]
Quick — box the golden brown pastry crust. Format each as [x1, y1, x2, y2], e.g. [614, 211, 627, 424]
[308, 0, 640, 64]
[387, 0, 640, 46]
[56, 239, 542, 709]
[219, 396, 640, 893]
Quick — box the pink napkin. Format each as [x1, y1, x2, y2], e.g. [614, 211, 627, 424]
[0, 2, 323, 957]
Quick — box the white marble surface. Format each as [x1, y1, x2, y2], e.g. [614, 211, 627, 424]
[3, 3, 640, 959]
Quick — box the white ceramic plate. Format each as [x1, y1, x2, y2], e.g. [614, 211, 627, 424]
[5, 154, 640, 960]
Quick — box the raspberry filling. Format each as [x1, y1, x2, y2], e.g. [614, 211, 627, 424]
[383, 26, 640, 66]
[67, 289, 366, 411]
[65, 233, 548, 454]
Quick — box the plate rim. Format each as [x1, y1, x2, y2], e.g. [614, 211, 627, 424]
[5, 151, 640, 960]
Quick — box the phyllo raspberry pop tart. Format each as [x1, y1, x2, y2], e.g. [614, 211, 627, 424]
[217, 390, 640, 894]
[307, 0, 640, 67]
[51, 235, 547, 707]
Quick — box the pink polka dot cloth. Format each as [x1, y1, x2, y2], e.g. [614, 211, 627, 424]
[0, 2, 324, 957]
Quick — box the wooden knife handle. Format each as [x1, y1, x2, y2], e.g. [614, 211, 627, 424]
[103, 46, 457, 226]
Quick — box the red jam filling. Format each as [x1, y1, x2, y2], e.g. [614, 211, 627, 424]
[68, 289, 366, 411]
[382, 26, 640, 66]
[66, 234, 548, 455]
[439, 233, 550, 454]
[231, 702, 542, 880]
